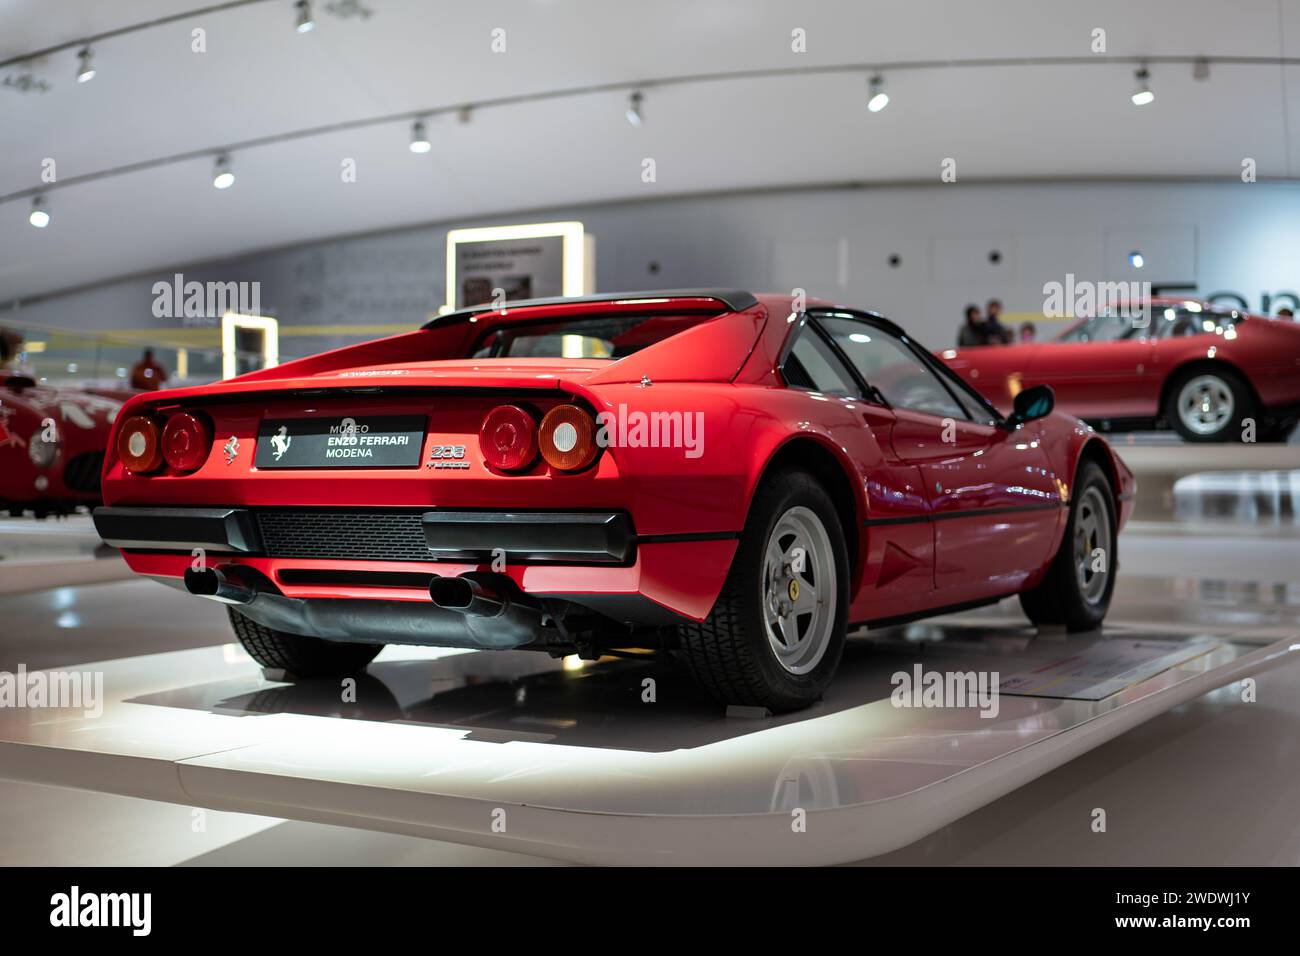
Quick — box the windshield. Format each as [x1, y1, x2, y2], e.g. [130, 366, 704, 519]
[1055, 305, 1243, 343]
[469, 312, 707, 359]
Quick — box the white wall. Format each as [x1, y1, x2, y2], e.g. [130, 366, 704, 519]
[9, 180, 1300, 357]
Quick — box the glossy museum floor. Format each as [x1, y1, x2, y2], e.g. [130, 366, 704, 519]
[1, 527, 1298, 865]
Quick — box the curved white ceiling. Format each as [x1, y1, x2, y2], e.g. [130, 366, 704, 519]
[2, 0, 1299, 301]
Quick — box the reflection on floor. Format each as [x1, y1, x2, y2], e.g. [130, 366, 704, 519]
[1173, 469, 1300, 526]
[0, 514, 130, 595]
[1, 578, 229, 671]
[0, 514, 107, 563]
[1, 510, 1298, 863]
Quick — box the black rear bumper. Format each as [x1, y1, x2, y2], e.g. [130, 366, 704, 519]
[94, 506, 261, 553]
[93, 506, 637, 564]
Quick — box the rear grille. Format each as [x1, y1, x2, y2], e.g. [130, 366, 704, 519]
[63, 452, 104, 493]
[255, 510, 434, 562]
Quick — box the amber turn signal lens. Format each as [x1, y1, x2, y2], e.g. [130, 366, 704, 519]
[479, 404, 539, 472]
[539, 404, 599, 472]
[117, 415, 164, 474]
[161, 411, 213, 473]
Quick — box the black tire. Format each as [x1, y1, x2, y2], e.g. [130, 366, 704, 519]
[226, 606, 382, 677]
[1019, 461, 1117, 632]
[675, 469, 850, 713]
[1259, 419, 1297, 443]
[1164, 366, 1257, 443]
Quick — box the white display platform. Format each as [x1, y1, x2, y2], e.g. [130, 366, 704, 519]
[0, 622, 1293, 866]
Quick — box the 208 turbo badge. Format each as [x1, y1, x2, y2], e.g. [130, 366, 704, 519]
[428, 444, 470, 469]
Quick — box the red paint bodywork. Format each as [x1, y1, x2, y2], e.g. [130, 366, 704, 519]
[939, 298, 1300, 425]
[101, 294, 1133, 626]
[1, 375, 120, 513]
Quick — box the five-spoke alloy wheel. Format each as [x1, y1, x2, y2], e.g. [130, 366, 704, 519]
[1166, 367, 1256, 442]
[677, 468, 849, 713]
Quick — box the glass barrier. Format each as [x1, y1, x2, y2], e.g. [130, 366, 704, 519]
[0, 321, 287, 392]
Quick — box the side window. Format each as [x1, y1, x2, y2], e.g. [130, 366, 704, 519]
[940, 376, 999, 426]
[819, 317, 969, 420]
[785, 327, 859, 397]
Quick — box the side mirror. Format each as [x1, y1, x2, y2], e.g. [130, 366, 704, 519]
[1004, 384, 1054, 429]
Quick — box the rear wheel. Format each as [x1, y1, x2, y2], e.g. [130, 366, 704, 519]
[226, 606, 382, 677]
[1019, 461, 1116, 632]
[675, 469, 849, 713]
[1165, 367, 1256, 442]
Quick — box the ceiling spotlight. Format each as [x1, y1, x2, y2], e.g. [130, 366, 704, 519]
[212, 154, 235, 189]
[867, 74, 889, 113]
[626, 91, 644, 127]
[29, 195, 50, 228]
[76, 46, 95, 83]
[409, 120, 431, 153]
[295, 0, 315, 33]
[1128, 250, 1145, 269]
[1131, 66, 1154, 106]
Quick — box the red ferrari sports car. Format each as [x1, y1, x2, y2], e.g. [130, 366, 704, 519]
[939, 298, 1300, 442]
[94, 291, 1133, 711]
[1, 372, 121, 517]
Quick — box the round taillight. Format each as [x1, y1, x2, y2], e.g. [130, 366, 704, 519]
[479, 405, 538, 472]
[117, 415, 164, 474]
[161, 411, 213, 473]
[539, 404, 599, 472]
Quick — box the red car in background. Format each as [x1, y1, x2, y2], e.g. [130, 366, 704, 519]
[93, 291, 1133, 711]
[939, 298, 1300, 442]
[1, 372, 121, 517]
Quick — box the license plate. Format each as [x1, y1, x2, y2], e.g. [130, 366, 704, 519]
[254, 415, 426, 469]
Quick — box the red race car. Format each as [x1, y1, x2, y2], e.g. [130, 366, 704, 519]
[939, 298, 1300, 442]
[94, 291, 1133, 711]
[1, 372, 121, 517]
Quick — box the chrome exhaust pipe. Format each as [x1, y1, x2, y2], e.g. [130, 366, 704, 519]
[184, 566, 257, 605]
[429, 573, 511, 618]
[428, 572, 546, 646]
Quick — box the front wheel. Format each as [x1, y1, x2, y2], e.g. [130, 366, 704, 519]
[227, 606, 383, 677]
[675, 469, 849, 713]
[1019, 461, 1117, 632]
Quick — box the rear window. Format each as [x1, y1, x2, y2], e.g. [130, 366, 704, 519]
[469, 313, 708, 360]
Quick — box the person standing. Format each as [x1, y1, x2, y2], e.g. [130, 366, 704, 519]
[985, 298, 1013, 344]
[0, 327, 23, 369]
[958, 305, 986, 347]
[130, 348, 169, 391]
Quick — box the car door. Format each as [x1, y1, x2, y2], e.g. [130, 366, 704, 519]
[1027, 314, 1154, 420]
[782, 321, 935, 613]
[815, 313, 1061, 601]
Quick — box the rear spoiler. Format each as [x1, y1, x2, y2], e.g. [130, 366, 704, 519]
[423, 289, 759, 328]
